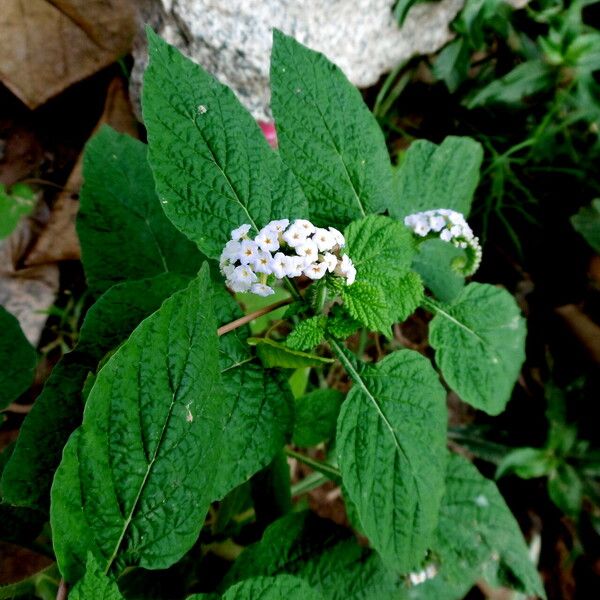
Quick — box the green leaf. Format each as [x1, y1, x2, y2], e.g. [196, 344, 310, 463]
[286, 316, 327, 351]
[496, 447, 557, 480]
[326, 306, 360, 340]
[412, 239, 465, 303]
[548, 463, 583, 517]
[248, 338, 334, 369]
[221, 510, 400, 600]
[2, 273, 190, 510]
[143, 29, 307, 259]
[571, 198, 600, 253]
[389, 136, 483, 220]
[270, 30, 393, 226]
[223, 575, 322, 600]
[432, 38, 470, 92]
[293, 389, 344, 447]
[0, 305, 36, 410]
[78, 126, 203, 295]
[427, 283, 526, 415]
[432, 453, 546, 598]
[52, 266, 227, 580]
[341, 215, 421, 335]
[467, 59, 553, 108]
[69, 554, 124, 600]
[333, 344, 447, 572]
[0, 182, 36, 240]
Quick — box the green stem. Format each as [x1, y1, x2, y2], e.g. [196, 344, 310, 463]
[284, 447, 341, 483]
[283, 277, 302, 302]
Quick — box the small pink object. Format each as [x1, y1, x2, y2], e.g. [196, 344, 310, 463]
[258, 121, 278, 148]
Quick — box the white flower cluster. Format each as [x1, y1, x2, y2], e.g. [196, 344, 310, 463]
[404, 208, 482, 275]
[220, 219, 356, 296]
[408, 564, 437, 586]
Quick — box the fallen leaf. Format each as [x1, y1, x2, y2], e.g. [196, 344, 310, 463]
[556, 304, 600, 364]
[0, 0, 135, 109]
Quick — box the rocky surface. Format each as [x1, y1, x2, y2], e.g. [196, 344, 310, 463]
[131, 0, 465, 121]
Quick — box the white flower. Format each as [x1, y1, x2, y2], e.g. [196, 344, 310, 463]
[295, 239, 319, 264]
[267, 218, 289, 233]
[338, 254, 356, 285]
[429, 215, 446, 232]
[450, 225, 463, 238]
[255, 227, 280, 252]
[252, 249, 273, 274]
[293, 219, 316, 235]
[448, 212, 464, 225]
[282, 224, 308, 247]
[231, 223, 252, 241]
[440, 228, 453, 242]
[270, 252, 291, 279]
[228, 265, 257, 292]
[221, 263, 235, 278]
[239, 240, 259, 265]
[414, 220, 430, 236]
[322, 252, 338, 272]
[251, 283, 275, 297]
[304, 262, 327, 280]
[328, 227, 345, 247]
[313, 227, 336, 252]
[286, 256, 305, 277]
[221, 240, 242, 261]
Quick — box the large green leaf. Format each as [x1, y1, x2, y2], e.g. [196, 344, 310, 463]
[2, 273, 190, 510]
[427, 283, 526, 415]
[389, 136, 483, 220]
[333, 344, 447, 573]
[0, 305, 36, 410]
[52, 267, 226, 580]
[270, 30, 393, 226]
[223, 575, 321, 600]
[222, 511, 399, 600]
[293, 389, 344, 447]
[69, 554, 125, 600]
[431, 454, 546, 598]
[143, 29, 307, 259]
[78, 126, 203, 295]
[341, 215, 422, 336]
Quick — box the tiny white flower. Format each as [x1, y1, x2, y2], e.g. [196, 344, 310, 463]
[251, 283, 275, 297]
[255, 227, 280, 252]
[231, 264, 258, 285]
[304, 262, 327, 280]
[322, 252, 338, 272]
[270, 252, 291, 279]
[414, 220, 430, 236]
[338, 254, 356, 285]
[239, 240, 259, 265]
[328, 227, 345, 247]
[286, 255, 305, 277]
[253, 249, 273, 274]
[313, 227, 336, 252]
[282, 224, 308, 247]
[221, 240, 242, 261]
[267, 218, 289, 233]
[440, 228, 453, 242]
[448, 211, 464, 225]
[221, 263, 235, 278]
[295, 239, 319, 264]
[293, 219, 316, 235]
[429, 215, 446, 232]
[450, 225, 463, 238]
[231, 223, 252, 241]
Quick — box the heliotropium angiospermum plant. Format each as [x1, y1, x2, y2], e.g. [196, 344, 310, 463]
[4, 27, 545, 599]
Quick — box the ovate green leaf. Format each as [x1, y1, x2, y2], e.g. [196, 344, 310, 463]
[78, 126, 203, 295]
[427, 283, 526, 415]
[389, 136, 483, 219]
[286, 316, 327, 351]
[69, 554, 124, 600]
[270, 30, 393, 226]
[432, 454, 546, 598]
[341, 215, 422, 336]
[2, 273, 190, 510]
[248, 338, 334, 369]
[143, 29, 307, 259]
[333, 344, 447, 572]
[0, 305, 36, 410]
[222, 511, 399, 600]
[223, 575, 322, 600]
[52, 266, 226, 579]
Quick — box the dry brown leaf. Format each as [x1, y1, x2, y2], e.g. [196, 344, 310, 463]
[25, 77, 138, 266]
[0, 0, 135, 109]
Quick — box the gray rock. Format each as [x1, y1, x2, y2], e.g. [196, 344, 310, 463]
[131, 0, 465, 121]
